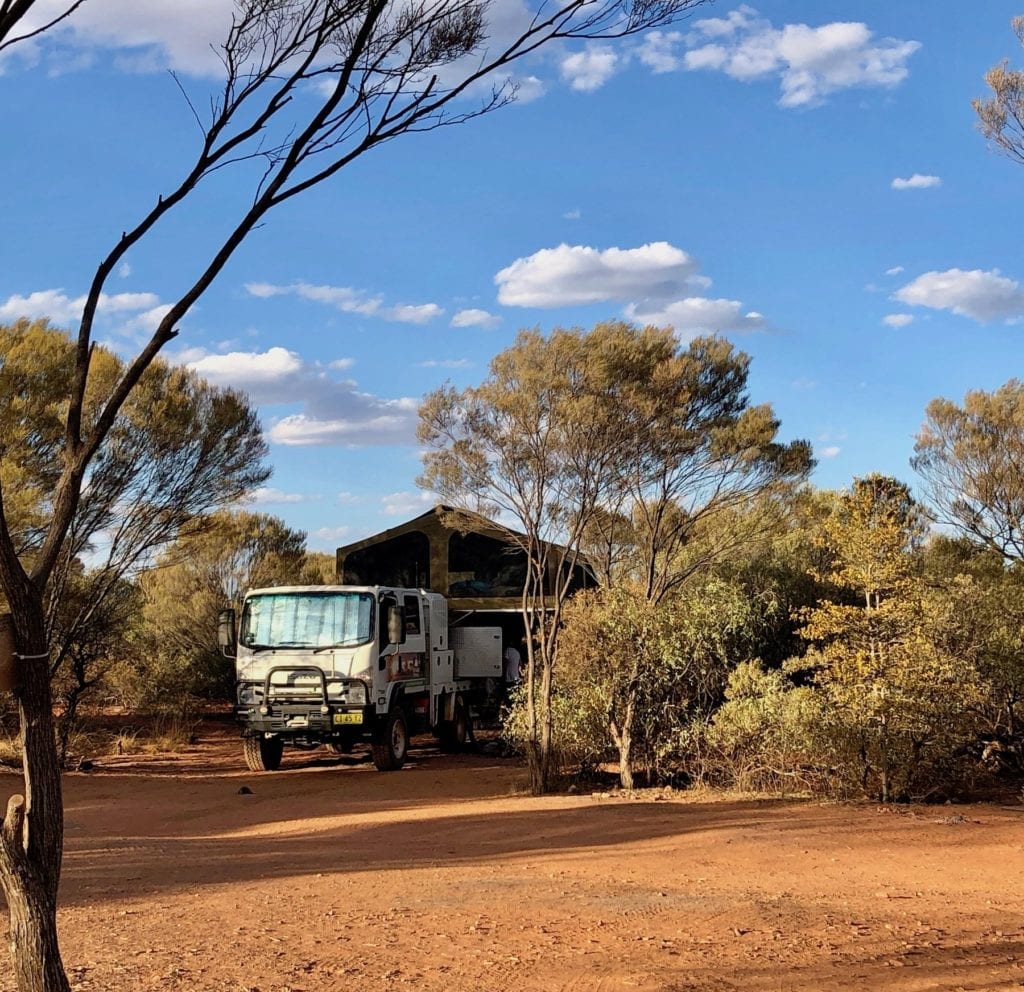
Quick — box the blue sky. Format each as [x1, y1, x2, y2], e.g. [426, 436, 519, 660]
[2, 1, 1023, 550]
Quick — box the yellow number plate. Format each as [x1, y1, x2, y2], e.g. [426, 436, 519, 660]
[333, 712, 363, 725]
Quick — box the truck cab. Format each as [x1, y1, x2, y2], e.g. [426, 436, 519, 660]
[220, 584, 491, 772]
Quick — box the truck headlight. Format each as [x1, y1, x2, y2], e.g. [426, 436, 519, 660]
[238, 685, 256, 705]
[347, 682, 366, 706]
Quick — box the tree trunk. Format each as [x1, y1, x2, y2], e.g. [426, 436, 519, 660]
[0, 807, 70, 992]
[0, 581, 71, 992]
[617, 726, 634, 792]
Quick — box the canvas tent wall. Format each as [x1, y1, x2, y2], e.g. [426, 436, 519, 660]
[334, 505, 592, 613]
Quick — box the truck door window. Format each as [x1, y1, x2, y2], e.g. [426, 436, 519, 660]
[403, 595, 421, 636]
[379, 595, 397, 651]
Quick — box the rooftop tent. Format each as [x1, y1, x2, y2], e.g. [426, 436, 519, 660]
[335, 505, 594, 612]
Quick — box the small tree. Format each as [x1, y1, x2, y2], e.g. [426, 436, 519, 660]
[420, 325, 637, 793]
[913, 380, 1024, 562]
[0, 3, 715, 984]
[974, 16, 1024, 166]
[558, 578, 761, 789]
[798, 476, 983, 801]
[135, 510, 311, 709]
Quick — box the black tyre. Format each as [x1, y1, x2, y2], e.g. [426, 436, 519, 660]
[438, 696, 468, 753]
[243, 735, 284, 772]
[371, 706, 408, 771]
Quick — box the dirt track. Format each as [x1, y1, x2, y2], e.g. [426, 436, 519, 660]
[2, 723, 1024, 992]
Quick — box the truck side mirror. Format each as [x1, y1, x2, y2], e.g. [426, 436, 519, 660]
[218, 608, 237, 657]
[387, 605, 406, 646]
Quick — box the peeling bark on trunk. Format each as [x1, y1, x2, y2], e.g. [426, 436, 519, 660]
[0, 578, 70, 992]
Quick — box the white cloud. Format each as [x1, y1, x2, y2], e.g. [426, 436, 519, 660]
[885, 266, 905, 276]
[117, 261, 132, 279]
[245, 280, 381, 316]
[496, 242, 703, 308]
[560, 45, 619, 92]
[184, 345, 419, 446]
[312, 526, 351, 545]
[882, 313, 914, 328]
[511, 75, 545, 103]
[0, 287, 170, 336]
[495, 240, 764, 338]
[337, 492, 362, 505]
[891, 173, 941, 190]
[791, 377, 816, 391]
[7, 0, 235, 76]
[638, 30, 685, 73]
[675, 6, 919, 108]
[450, 308, 499, 329]
[625, 298, 765, 337]
[388, 303, 443, 324]
[245, 281, 442, 324]
[419, 358, 473, 368]
[820, 446, 841, 458]
[562, 209, 582, 221]
[329, 358, 355, 370]
[894, 268, 1024, 323]
[247, 487, 307, 505]
[381, 491, 437, 517]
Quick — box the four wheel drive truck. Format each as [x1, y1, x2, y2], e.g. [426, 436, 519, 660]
[218, 585, 503, 773]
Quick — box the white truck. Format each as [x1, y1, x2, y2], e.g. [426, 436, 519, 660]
[218, 584, 503, 772]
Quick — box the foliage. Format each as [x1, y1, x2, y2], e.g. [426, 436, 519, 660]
[974, 17, 1024, 167]
[128, 510, 313, 710]
[420, 322, 810, 793]
[545, 578, 766, 788]
[796, 476, 985, 801]
[703, 661, 831, 795]
[913, 379, 1024, 562]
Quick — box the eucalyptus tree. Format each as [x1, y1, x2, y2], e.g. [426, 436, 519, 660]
[974, 16, 1024, 166]
[419, 322, 811, 792]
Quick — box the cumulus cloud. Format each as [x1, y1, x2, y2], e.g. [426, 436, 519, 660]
[381, 491, 437, 517]
[495, 241, 764, 338]
[649, 5, 919, 108]
[450, 308, 500, 329]
[184, 345, 419, 446]
[0, 287, 173, 338]
[625, 298, 765, 335]
[891, 173, 941, 190]
[496, 242, 704, 308]
[245, 280, 442, 324]
[5, 0, 235, 76]
[560, 45, 619, 91]
[882, 313, 914, 328]
[820, 446, 841, 458]
[894, 268, 1024, 323]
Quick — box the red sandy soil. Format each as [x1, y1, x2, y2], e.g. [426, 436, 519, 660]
[2, 720, 1024, 992]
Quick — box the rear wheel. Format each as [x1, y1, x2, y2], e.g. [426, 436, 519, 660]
[439, 695, 468, 752]
[372, 706, 408, 771]
[243, 735, 284, 772]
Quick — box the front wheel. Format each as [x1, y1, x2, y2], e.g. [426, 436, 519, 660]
[372, 707, 408, 771]
[243, 735, 284, 772]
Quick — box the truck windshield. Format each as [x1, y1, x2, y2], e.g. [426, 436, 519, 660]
[239, 592, 375, 650]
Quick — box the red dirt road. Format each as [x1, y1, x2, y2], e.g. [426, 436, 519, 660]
[2, 725, 1024, 992]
